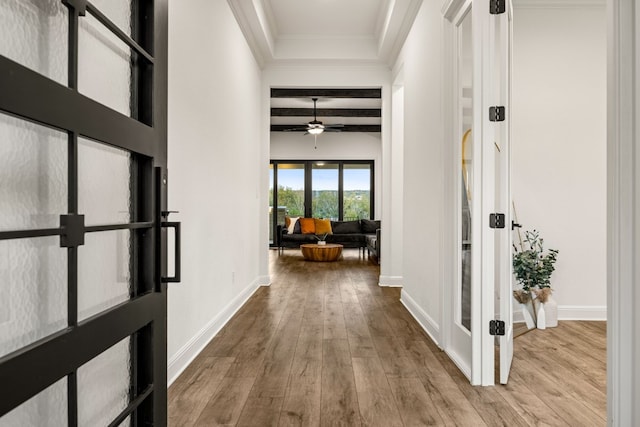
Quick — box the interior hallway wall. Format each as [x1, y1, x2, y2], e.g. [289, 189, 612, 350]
[512, 2, 607, 319]
[393, 0, 445, 342]
[167, 0, 265, 384]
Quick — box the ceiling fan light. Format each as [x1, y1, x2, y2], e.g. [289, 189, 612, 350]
[308, 127, 324, 135]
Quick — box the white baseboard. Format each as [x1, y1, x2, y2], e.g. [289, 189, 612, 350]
[378, 275, 403, 287]
[400, 289, 441, 346]
[557, 305, 607, 320]
[257, 275, 271, 286]
[167, 278, 261, 386]
[513, 304, 607, 322]
[444, 347, 472, 380]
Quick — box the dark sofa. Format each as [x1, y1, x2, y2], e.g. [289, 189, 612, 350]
[277, 219, 380, 262]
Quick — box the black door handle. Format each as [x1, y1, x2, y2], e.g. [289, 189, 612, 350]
[161, 221, 181, 283]
[511, 221, 522, 230]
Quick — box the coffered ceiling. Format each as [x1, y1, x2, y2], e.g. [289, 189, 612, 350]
[270, 88, 382, 133]
[227, 0, 423, 66]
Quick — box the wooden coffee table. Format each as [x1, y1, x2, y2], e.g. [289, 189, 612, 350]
[300, 243, 343, 262]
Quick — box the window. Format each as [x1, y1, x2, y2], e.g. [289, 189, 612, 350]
[269, 161, 374, 245]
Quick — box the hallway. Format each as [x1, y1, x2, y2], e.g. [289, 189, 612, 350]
[168, 250, 605, 426]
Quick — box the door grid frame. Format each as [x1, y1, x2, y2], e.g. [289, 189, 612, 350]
[0, 0, 169, 424]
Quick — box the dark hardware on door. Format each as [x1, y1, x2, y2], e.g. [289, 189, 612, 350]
[60, 214, 85, 248]
[490, 320, 506, 336]
[161, 210, 180, 218]
[490, 0, 506, 15]
[489, 213, 506, 229]
[489, 106, 506, 122]
[161, 221, 181, 283]
[512, 221, 522, 230]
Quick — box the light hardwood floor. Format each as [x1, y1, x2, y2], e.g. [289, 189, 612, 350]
[168, 249, 606, 426]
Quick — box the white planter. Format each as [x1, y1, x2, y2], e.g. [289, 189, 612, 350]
[536, 301, 546, 329]
[520, 303, 536, 329]
[317, 241, 326, 246]
[542, 296, 558, 328]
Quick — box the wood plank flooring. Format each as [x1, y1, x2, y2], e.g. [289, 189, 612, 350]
[168, 249, 606, 426]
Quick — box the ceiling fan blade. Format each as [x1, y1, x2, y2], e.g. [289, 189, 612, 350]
[325, 124, 344, 128]
[324, 128, 343, 132]
[283, 127, 311, 132]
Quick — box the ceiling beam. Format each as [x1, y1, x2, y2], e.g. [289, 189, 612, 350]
[271, 124, 381, 132]
[270, 88, 382, 98]
[271, 108, 382, 117]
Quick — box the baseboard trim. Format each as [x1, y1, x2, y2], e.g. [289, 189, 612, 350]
[557, 305, 607, 320]
[257, 275, 271, 286]
[513, 304, 607, 322]
[167, 278, 261, 386]
[444, 347, 472, 380]
[378, 275, 403, 287]
[400, 289, 441, 346]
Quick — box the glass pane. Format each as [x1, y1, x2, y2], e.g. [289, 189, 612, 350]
[78, 12, 133, 117]
[0, 113, 67, 231]
[459, 12, 473, 332]
[78, 336, 131, 427]
[0, 0, 68, 86]
[78, 137, 132, 226]
[0, 377, 67, 427]
[312, 163, 338, 220]
[277, 163, 305, 222]
[343, 164, 371, 220]
[78, 230, 131, 321]
[89, 0, 133, 37]
[0, 237, 67, 358]
[269, 164, 274, 244]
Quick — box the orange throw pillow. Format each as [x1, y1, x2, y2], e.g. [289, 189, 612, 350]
[299, 218, 316, 234]
[314, 218, 332, 235]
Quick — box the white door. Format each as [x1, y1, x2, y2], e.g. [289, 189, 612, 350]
[497, 0, 514, 385]
[444, 0, 513, 386]
[486, 0, 514, 385]
[445, 0, 475, 383]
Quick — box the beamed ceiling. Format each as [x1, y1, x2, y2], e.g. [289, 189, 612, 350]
[270, 88, 382, 133]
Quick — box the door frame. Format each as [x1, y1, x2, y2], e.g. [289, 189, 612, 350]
[607, 0, 640, 423]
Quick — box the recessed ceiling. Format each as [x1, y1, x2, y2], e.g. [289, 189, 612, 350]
[227, 0, 423, 66]
[266, 0, 387, 38]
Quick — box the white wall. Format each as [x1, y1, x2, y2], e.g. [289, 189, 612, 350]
[270, 132, 382, 218]
[167, 0, 265, 384]
[393, 0, 445, 342]
[512, 4, 607, 319]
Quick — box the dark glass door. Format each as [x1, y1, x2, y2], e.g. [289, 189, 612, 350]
[0, 0, 170, 424]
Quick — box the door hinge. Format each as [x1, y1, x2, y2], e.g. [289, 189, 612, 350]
[490, 0, 506, 15]
[490, 320, 506, 336]
[489, 213, 505, 229]
[489, 106, 506, 122]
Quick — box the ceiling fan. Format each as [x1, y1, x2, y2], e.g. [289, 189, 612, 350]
[285, 98, 343, 148]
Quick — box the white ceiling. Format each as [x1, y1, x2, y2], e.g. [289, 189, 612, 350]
[227, 0, 423, 66]
[266, 0, 387, 37]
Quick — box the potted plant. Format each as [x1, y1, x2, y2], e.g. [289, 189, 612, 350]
[314, 233, 328, 245]
[512, 229, 559, 329]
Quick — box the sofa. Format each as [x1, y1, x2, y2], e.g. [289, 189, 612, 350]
[277, 218, 380, 262]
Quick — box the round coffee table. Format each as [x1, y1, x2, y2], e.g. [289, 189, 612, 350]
[300, 243, 343, 262]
